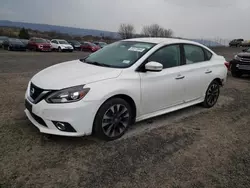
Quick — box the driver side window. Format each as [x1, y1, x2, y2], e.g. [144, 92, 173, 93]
[148, 45, 181, 69]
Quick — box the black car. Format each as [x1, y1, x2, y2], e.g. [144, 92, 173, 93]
[230, 48, 250, 77]
[229, 39, 244, 47]
[3, 38, 26, 51]
[67, 40, 81, 50]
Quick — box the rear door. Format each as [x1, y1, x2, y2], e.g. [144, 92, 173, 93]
[180, 44, 214, 102]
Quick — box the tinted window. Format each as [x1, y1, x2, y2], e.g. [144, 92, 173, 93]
[35, 39, 46, 43]
[148, 45, 180, 69]
[184, 44, 205, 64]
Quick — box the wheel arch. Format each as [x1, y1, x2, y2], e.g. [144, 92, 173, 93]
[213, 78, 223, 86]
[92, 94, 137, 134]
[103, 94, 137, 123]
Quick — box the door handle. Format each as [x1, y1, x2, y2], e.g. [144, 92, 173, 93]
[175, 75, 185, 80]
[205, 70, 212, 74]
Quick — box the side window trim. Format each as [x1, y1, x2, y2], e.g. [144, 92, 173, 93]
[136, 43, 184, 72]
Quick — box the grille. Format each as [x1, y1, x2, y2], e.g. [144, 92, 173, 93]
[30, 112, 47, 127]
[43, 46, 50, 49]
[239, 56, 250, 62]
[238, 64, 250, 70]
[30, 83, 44, 101]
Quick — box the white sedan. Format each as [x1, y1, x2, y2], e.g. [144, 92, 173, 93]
[24, 38, 228, 140]
[50, 39, 74, 52]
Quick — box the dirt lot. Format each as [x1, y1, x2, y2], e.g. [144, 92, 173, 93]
[0, 48, 250, 188]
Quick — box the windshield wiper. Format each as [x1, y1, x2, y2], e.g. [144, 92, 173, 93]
[84, 60, 111, 67]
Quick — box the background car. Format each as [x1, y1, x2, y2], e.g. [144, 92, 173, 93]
[230, 48, 250, 77]
[93, 41, 107, 48]
[50, 39, 74, 52]
[24, 38, 228, 140]
[80, 42, 100, 52]
[27, 38, 52, 52]
[19, 39, 29, 48]
[229, 39, 244, 47]
[2, 38, 26, 51]
[240, 40, 250, 47]
[67, 40, 81, 50]
[0, 36, 9, 48]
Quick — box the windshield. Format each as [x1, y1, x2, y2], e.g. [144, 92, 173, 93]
[99, 42, 107, 47]
[71, 41, 80, 45]
[59, 40, 68, 44]
[35, 39, 47, 43]
[9, 38, 23, 44]
[83, 41, 155, 68]
[90, 43, 97, 47]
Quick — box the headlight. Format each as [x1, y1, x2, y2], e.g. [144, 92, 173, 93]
[234, 55, 241, 61]
[46, 85, 90, 103]
[39, 45, 43, 48]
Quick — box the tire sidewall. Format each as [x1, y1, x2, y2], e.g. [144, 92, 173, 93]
[203, 80, 220, 108]
[93, 98, 133, 141]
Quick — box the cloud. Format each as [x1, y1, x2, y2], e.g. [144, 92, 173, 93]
[1, 0, 250, 39]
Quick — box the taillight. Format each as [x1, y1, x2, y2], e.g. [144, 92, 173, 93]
[224, 62, 230, 70]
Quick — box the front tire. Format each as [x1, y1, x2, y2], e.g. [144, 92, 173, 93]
[93, 98, 133, 141]
[202, 80, 220, 108]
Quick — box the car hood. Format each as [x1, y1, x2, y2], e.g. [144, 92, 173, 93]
[31, 60, 122, 90]
[237, 52, 250, 57]
[60, 44, 73, 48]
[37, 43, 51, 46]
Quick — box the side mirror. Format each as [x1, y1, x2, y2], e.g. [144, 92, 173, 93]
[145, 61, 163, 72]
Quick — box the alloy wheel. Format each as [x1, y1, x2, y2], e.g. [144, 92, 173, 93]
[102, 104, 130, 138]
[206, 83, 219, 106]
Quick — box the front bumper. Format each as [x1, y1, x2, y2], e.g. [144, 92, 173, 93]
[39, 48, 52, 52]
[24, 95, 100, 137]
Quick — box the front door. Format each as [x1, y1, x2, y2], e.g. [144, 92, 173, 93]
[139, 44, 185, 115]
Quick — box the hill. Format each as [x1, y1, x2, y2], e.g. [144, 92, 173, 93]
[0, 20, 119, 38]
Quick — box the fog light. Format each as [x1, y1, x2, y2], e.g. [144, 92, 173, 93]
[52, 121, 77, 132]
[56, 122, 66, 131]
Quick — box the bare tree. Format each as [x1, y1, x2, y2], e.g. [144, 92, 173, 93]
[118, 24, 136, 39]
[141, 24, 173, 38]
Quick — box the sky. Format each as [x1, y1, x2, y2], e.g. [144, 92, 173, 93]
[1, 0, 250, 39]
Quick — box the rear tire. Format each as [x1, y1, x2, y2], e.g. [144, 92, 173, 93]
[93, 98, 133, 141]
[202, 80, 220, 108]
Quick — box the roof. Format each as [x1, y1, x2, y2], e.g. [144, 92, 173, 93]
[123, 37, 201, 45]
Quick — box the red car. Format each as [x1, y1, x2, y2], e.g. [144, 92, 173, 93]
[27, 38, 52, 52]
[80, 42, 100, 52]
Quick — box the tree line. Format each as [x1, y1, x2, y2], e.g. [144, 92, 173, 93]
[118, 23, 173, 39]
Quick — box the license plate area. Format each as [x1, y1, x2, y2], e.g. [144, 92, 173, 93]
[25, 99, 32, 112]
[238, 64, 250, 70]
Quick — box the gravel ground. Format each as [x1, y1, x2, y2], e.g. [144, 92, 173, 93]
[0, 48, 250, 188]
